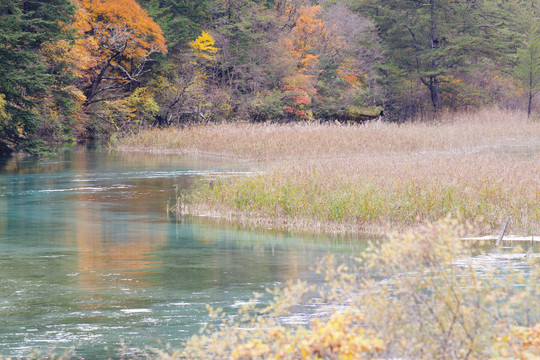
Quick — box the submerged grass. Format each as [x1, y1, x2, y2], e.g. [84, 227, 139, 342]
[118, 108, 540, 235]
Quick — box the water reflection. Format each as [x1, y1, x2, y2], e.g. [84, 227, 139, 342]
[0, 146, 360, 357]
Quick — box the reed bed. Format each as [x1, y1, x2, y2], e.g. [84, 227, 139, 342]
[180, 151, 540, 234]
[118, 108, 540, 235]
[117, 108, 540, 160]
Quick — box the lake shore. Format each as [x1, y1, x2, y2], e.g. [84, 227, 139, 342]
[116, 108, 540, 236]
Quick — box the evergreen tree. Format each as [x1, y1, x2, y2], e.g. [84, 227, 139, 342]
[138, 0, 212, 53]
[513, 27, 540, 117]
[358, 0, 513, 112]
[0, 0, 75, 155]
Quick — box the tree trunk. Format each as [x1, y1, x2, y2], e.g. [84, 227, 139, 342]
[528, 64, 534, 118]
[84, 56, 113, 106]
[528, 91, 533, 118]
[429, 0, 440, 111]
[429, 76, 439, 111]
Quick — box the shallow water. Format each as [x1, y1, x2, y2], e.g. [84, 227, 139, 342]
[0, 146, 362, 357]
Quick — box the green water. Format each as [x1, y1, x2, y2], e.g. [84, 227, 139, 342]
[0, 146, 361, 357]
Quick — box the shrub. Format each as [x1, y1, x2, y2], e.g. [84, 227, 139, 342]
[140, 218, 539, 359]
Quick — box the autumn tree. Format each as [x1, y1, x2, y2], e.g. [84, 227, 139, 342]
[275, 3, 381, 121]
[278, 5, 335, 120]
[73, 0, 167, 107]
[152, 30, 220, 125]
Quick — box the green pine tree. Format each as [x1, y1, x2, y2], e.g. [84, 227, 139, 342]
[513, 27, 540, 117]
[138, 0, 211, 53]
[0, 0, 75, 155]
[358, 0, 514, 112]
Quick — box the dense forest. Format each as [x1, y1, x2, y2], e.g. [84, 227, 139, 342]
[1, 0, 540, 154]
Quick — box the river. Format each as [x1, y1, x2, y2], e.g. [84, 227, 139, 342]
[0, 146, 362, 357]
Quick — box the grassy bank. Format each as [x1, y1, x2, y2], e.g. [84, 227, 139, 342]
[180, 153, 540, 235]
[118, 108, 540, 235]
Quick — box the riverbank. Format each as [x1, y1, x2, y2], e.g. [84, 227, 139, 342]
[116, 108, 540, 235]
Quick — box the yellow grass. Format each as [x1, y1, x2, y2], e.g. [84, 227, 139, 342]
[117, 108, 540, 160]
[117, 108, 540, 235]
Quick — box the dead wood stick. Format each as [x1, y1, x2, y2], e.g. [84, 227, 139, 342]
[496, 217, 511, 247]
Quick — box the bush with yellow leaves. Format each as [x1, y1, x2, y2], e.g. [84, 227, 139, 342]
[140, 217, 538, 359]
[494, 323, 540, 359]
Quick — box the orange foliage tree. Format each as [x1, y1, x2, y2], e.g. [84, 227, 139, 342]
[73, 0, 167, 106]
[279, 5, 343, 120]
[282, 5, 338, 73]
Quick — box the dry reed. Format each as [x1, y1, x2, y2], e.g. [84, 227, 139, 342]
[117, 108, 540, 160]
[117, 108, 540, 235]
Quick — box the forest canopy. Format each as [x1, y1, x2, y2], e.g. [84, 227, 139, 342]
[0, 0, 539, 154]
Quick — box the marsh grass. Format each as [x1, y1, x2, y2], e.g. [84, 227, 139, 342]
[117, 108, 540, 160]
[181, 153, 540, 235]
[119, 108, 540, 234]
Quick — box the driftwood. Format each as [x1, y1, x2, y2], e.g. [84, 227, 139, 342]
[496, 217, 511, 247]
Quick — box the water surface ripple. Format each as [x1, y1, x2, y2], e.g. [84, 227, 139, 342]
[0, 147, 356, 357]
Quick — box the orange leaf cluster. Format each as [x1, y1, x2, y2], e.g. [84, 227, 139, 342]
[282, 6, 324, 72]
[71, 0, 167, 83]
[282, 5, 342, 73]
[76, 0, 166, 57]
[69, 0, 167, 103]
[338, 57, 367, 88]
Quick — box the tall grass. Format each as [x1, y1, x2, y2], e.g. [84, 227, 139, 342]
[181, 151, 540, 234]
[116, 108, 540, 160]
[117, 108, 540, 234]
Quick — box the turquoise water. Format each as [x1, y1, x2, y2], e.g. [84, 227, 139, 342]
[0, 147, 360, 357]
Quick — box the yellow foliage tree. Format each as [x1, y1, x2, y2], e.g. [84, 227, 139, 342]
[0, 94, 8, 123]
[147, 30, 220, 126]
[38, 39, 87, 140]
[189, 31, 219, 61]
